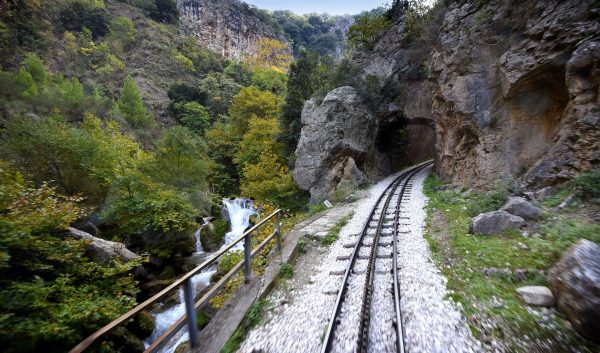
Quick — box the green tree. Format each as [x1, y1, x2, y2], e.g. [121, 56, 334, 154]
[204, 121, 240, 195]
[109, 16, 137, 52]
[116, 75, 155, 128]
[240, 150, 297, 207]
[147, 126, 208, 192]
[14, 67, 37, 98]
[229, 86, 282, 138]
[21, 53, 47, 86]
[0, 161, 139, 353]
[235, 116, 282, 170]
[1, 114, 141, 203]
[251, 68, 287, 96]
[59, 0, 110, 39]
[199, 72, 240, 116]
[279, 50, 323, 159]
[148, 0, 179, 24]
[174, 101, 212, 135]
[347, 14, 390, 49]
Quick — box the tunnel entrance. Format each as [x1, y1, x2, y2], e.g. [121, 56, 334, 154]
[376, 117, 435, 173]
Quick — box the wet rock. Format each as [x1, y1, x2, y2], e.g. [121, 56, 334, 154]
[469, 211, 525, 235]
[67, 227, 138, 265]
[547, 239, 600, 343]
[500, 196, 541, 221]
[126, 311, 156, 339]
[516, 286, 555, 307]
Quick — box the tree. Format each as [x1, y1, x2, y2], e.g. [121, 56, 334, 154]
[279, 50, 326, 158]
[235, 116, 282, 170]
[229, 86, 282, 138]
[174, 101, 212, 135]
[246, 38, 292, 73]
[240, 150, 297, 207]
[0, 161, 139, 353]
[14, 67, 37, 98]
[204, 121, 240, 195]
[149, 0, 179, 24]
[21, 53, 47, 86]
[347, 14, 390, 49]
[59, 1, 110, 39]
[147, 126, 208, 192]
[109, 16, 137, 52]
[199, 72, 241, 116]
[251, 68, 287, 96]
[116, 75, 155, 128]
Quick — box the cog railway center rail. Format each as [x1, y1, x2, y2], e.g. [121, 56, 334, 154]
[322, 161, 433, 353]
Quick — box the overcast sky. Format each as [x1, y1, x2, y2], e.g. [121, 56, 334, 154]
[243, 0, 392, 15]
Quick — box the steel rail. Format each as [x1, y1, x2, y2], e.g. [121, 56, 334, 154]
[321, 161, 432, 353]
[70, 209, 282, 353]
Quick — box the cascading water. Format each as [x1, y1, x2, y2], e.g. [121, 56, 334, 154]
[221, 198, 257, 250]
[144, 198, 256, 353]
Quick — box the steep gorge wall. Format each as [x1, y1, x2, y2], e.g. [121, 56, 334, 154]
[432, 0, 600, 189]
[177, 0, 286, 60]
[294, 0, 600, 201]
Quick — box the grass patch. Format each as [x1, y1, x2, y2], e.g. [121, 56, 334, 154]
[321, 212, 354, 246]
[545, 168, 600, 207]
[220, 299, 270, 353]
[423, 174, 600, 352]
[279, 262, 293, 279]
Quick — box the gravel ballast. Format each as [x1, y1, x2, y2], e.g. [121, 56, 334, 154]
[238, 165, 481, 353]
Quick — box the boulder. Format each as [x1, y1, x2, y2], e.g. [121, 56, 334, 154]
[67, 227, 139, 265]
[500, 196, 541, 221]
[548, 239, 600, 343]
[469, 211, 525, 235]
[516, 286, 555, 306]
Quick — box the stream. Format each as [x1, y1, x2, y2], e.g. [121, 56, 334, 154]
[144, 198, 257, 353]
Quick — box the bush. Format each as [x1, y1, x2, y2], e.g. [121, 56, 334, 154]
[59, 1, 110, 39]
[347, 14, 390, 50]
[572, 169, 600, 201]
[148, 0, 179, 24]
[0, 161, 139, 353]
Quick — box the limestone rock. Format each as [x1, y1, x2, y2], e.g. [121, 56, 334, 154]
[293, 87, 376, 202]
[67, 227, 139, 265]
[500, 196, 541, 221]
[177, 0, 287, 60]
[469, 211, 525, 235]
[516, 286, 555, 306]
[548, 239, 600, 343]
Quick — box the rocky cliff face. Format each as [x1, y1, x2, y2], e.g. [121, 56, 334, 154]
[432, 0, 600, 189]
[294, 0, 600, 200]
[177, 0, 286, 59]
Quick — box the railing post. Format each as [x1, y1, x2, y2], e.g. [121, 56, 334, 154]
[244, 231, 252, 282]
[276, 211, 282, 252]
[183, 278, 200, 348]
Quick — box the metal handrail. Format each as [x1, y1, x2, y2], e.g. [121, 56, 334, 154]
[69, 209, 282, 353]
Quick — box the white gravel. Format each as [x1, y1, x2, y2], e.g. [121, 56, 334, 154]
[238, 164, 481, 353]
[397, 166, 482, 353]
[238, 170, 404, 353]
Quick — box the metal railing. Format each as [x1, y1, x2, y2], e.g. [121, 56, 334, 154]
[69, 209, 282, 353]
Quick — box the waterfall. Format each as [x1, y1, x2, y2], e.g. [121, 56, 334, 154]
[193, 219, 209, 254]
[144, 198, 256, 353]
[221, 198, 258, 250]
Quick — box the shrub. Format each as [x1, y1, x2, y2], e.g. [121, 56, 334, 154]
[347, 14, 390, 50]
[572, 168, 600, 201]
[59, 1, 110, 39]
[148, 0, 179, 24]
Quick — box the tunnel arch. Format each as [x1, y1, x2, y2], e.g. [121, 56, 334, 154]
[375, 115, 436, 173]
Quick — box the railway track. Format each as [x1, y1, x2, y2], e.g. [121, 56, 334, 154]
[321, 161, 433, 353]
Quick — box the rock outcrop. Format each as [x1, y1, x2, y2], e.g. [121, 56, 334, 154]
[431, 0, 600, 189]
[67, 227, 139, 265]
[469, 211, 525, 235]
[516, 286, 555, 307]
[177, 0, 286, 60]
[293, 0, 600, 198]
[293, 87, 377, 202]
[500, 196, 541, 221]
[548, 239, 600, 343]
